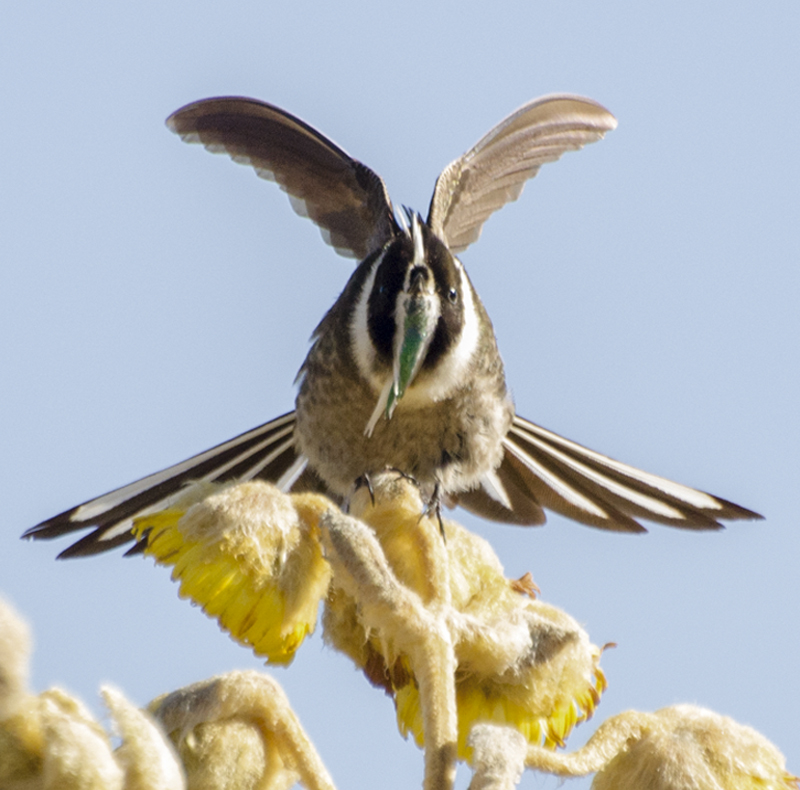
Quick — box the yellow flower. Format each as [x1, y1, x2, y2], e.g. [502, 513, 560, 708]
[133, 481, 332, 665]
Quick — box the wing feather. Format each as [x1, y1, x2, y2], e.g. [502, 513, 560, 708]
[23, 412, 329, 558]
[487, 416, 760, 531]
[457, 415, 761, 531]
[427, 95, 618, 253]
[167, 97, 397, 259]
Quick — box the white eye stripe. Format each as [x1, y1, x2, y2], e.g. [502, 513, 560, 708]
[411, 212, 425, 267]
[448, 261, 480, 371]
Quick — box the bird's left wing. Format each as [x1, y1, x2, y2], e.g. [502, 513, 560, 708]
[167, 97, 397, 259]
[23, 412, 327, 558]
[427, 95, 617, 254]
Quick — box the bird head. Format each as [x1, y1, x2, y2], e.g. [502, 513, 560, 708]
[353, 212, 483, 436]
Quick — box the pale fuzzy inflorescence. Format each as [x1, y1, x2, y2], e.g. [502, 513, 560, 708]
[4, 475, 798, 790]
[523, 703, 798, 790]
[130, 472, 607, 790]
[150, 670, 335, 790]
[322, 474, 606, 757]
[0, 595, 31, 721]
[0, 598, 184, 790]
[133, 481, 333, 665]
[134, 472, 605, 760]
[591, 705, 798, 790]
[0, 598, 333, 790]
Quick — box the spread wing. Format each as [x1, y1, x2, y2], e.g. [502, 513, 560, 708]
[457, 415, 762, 531]
[23, 413, 329, 558]
[167, 97, 397, 259]
[25, 410, 762, 557]
[427, 95, 617, 254]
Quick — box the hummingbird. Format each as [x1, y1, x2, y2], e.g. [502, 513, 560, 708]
[24, 95, 760, 557]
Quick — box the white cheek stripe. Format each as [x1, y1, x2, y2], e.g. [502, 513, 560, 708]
[350, 247, 389, 392]
[407, 258, 480, 403]
[453, 261, 481, 373]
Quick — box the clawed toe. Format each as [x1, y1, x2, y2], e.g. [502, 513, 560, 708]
[353, 473, 376, 506]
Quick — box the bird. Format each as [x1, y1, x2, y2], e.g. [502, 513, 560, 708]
[24, 94, 761, 558]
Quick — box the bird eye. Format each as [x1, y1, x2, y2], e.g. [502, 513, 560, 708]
[448, 288, 458, 304]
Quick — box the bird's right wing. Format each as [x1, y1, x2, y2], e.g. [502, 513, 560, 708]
[427, 95, 617, 254]
[23, 412, 327, 558]
[457, 415, 762, 532]
[167, 97, 398, 259]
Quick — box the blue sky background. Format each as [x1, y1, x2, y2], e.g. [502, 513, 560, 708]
[2, 2, 798, 787]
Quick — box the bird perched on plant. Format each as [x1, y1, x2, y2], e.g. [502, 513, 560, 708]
[24, 94, 760, 557]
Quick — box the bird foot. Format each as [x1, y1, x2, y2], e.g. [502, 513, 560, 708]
[421, 483, 446, 539]
[352, 473, 376, 507]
